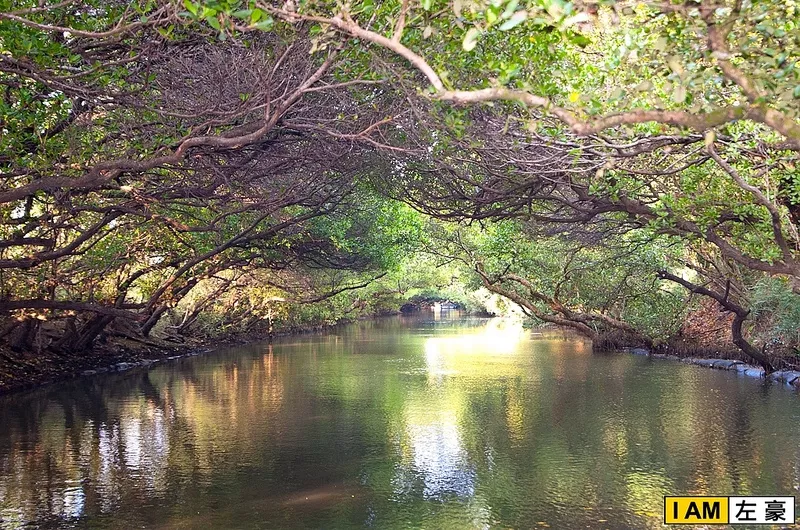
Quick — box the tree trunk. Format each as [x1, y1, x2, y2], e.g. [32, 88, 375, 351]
[72, 315, 114, 352]
[141, 305, 169, 337]
[658, 270, 774, 372]
[731, 312, 774, 372]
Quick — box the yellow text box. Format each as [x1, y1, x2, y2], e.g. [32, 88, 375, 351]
[664, 496, 729, 524]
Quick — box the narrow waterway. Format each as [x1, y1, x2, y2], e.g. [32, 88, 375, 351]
[0, 314, 798, 529]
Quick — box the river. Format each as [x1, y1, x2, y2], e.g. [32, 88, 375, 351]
[0, 314, 798, 529]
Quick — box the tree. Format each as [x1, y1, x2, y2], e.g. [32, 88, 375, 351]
[251, 0, 798, 367]
[0, 2, 416, 352]
[1, 0, 797, 371]
[422, 219, 687, 347]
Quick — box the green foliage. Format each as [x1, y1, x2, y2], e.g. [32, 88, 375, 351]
[2, 0, 798, 361]
[751, 277, 800, 344]
[433, 220, 688, 341]
[306, 188, 426, 271]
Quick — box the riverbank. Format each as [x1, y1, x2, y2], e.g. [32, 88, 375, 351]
[2, 316, 799, 395]
[0, 336, 196, 395]
[630, 348, 800, 389]
[0, 309, 419, 394]
[0, 318, 361, 394]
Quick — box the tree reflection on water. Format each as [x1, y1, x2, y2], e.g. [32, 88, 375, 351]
[0, 316, 798, 529]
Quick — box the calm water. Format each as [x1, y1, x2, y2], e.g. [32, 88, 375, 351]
[1, 315, 799, 529]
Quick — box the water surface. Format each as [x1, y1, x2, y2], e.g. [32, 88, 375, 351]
[1, 315, 799, 529]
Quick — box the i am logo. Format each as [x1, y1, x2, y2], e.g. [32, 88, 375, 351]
[664, 497, 729, 524]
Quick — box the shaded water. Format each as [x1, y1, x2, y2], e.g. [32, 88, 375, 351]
[1, 315, 799, 529]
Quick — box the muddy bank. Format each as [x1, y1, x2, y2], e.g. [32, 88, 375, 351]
[0, 337, 197, 395]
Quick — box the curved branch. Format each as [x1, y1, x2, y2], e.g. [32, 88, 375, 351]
[475, 262, 598, 338]
[0, 45, 340, 204]
[657, 270, 773, 371]
[265, 6, 800, 149]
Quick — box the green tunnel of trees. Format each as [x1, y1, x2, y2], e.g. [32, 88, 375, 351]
[0, 0, 799, 373]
